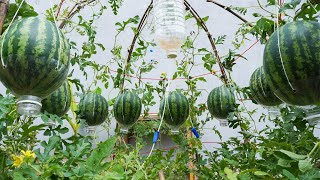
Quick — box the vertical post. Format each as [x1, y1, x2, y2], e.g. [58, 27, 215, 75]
[188, 130, 196, 180]
[0, 0, 10, 34]
[158, 170, 165, 180]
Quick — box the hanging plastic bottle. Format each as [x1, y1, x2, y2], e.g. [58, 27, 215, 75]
[154, 0, 186, 59]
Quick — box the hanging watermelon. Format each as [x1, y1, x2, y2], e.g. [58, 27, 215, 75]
[263, 21, 320, 106]
[113, 91, 142, 133]
[0, 17, 70, 116]
[159, 91, 189, 133]
[41, 81, 71, 117]
[249, 67, 282, 106]
[207, 85, 235, 119]
[78, 92, 109, 126]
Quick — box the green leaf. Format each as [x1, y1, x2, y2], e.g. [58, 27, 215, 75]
[254, 171, 270, 177]
[35, 135, 61, 162]
[132, 171, 144, 180]
[278, 158, 293, 168]
[101, 172, 124, 179]
[299, 169, 320, 180]
[224, 167, 238, 180]
[85, 136, 117, 172]
[274, 150, 307, 160]
[282, 169, 297, 180]
[298, 159, 312, 173]
[94, 87, 102, 95]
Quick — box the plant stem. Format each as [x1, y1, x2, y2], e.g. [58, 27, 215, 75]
[55, 0, 65, 19]
[293, 4, 309, 21]
[206, 0, 253, 27]
[121, 0, 153, 93]
[185, 0, 229, 84]
[0, 0, 10, 34]
[256, 0, 275, 15]
[308, 141, 320, 159]
[59, 0, 96, 29]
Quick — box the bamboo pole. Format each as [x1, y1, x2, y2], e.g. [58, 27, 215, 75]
[0, 0, 10, 34]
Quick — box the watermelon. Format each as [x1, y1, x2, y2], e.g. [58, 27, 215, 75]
[113, 91, 142, 127]
[78, 92, 109, 126]
[41, 81, 71, 117]
[0, 17, 70, 98]
[263, 21, 320, 106]
[159, 91, 189, 127]
[207, 85, 235, 119]
[249, 67, 282, 106]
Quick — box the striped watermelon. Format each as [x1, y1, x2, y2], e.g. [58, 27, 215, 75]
[41, 81, 71, 117]
[0, 17, 70, 98]
[78, 92, 109, 126]
[249, 67, 282, 106]
[159, 91, 189, 127]
[263, 21, 320, 106]
[113, 91, 142, 126]
[207, 85, 235, 119]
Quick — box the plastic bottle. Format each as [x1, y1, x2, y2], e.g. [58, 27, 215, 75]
[154, 0, 186, 59]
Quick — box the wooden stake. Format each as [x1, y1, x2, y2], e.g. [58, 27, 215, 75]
[158, 170, 165, 180]
[0, 0, 10, 34]
[188, 130, 196, 180]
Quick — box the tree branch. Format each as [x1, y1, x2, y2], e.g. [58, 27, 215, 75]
[0, 0, 10, 34]
[126, 1, 153, 64]
[185, 0, 228, 84]
[121, 0, 153, 92]
[59, 0, 96, 29]
[206, 0, 253, 27]
[56, 0, 65, 19]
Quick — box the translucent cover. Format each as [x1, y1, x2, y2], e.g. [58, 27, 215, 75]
[154, 0, 186, 58]
[16, 95, 42, 116]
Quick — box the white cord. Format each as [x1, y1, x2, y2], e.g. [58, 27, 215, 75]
[307, 0, 319, 13]
[49, 0, 62, 69]
[276, 1, 295, 91]
[0, 0, 26, 68]
[259, 68, 267, 97]
[146, 76, 173, 159]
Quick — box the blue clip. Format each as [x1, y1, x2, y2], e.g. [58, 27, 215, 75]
[152, 131, 160, 143]
[150, 49, 154, 52]
[191, 127, 200, 138]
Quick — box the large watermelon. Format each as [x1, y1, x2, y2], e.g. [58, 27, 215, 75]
[113, 91, 142, 127]
[263, 21, 320, 106]
[41, 81, 71, 117]
[159, 91, 189, 127]
[78, 92, 109, 126]
[207, 85, 235, 119]
[0, 17, 70, 98]
[249, 67, 282, 106]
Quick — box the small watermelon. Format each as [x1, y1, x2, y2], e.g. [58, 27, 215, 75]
[78, 92, 109, 126]
[249, 67, 282, 106]
[207, 85, 235, 119]
[0, 17, 70, 98]
[41, 81, 71, 117]
[263, 21, 320, 106]
[159, 91, 189, 127]
[113, 91, 142, 127]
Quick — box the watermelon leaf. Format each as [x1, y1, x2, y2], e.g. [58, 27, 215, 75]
[35, 135, 61, 162]
[85, 136, 117, 172]
[298, 159, 313, 173]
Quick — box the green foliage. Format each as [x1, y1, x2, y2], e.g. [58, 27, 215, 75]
[2, 0, 38, 34]
[0, 0, 319, 179]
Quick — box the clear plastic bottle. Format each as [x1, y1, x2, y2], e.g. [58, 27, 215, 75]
[154, 0, 186, 59]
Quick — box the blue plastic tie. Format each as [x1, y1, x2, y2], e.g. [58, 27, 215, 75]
[150, 49, 154, 52]
[152, 131, 160, 143]
[191, 127, 200, 138]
